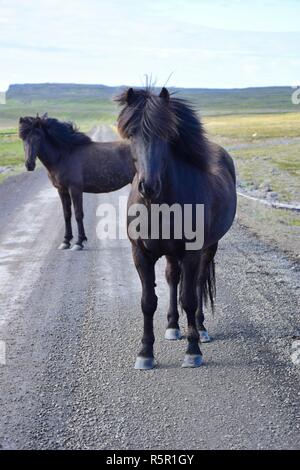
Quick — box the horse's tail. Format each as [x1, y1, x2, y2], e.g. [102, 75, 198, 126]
[201, 259, 216, 313]
[179, 256, 216, 314]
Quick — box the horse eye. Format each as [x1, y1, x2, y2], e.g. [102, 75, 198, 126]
[127, 129, 138, 139]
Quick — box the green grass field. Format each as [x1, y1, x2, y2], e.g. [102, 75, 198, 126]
[230, 141, 300, 201]
[0, 99, 117, 130]
[203, 113, 300, 203]
[0, 128, 23, 166]
[204, 112, 300, 141]
[0, 128, 24, 182]
[203, 110, 300, 256]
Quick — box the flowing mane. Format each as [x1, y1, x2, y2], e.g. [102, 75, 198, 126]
[115, 87, 215, 173]
[19, 115, 92, 149]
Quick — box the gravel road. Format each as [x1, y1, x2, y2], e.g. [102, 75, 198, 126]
[0, 127, 299, 450]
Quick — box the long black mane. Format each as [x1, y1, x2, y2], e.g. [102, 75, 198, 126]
[115, 88, 215, 173]
[19, 116, 92, 149]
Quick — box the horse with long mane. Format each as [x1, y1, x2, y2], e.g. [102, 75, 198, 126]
[116, 87, 236, 369]
[19, 115, 135, 250]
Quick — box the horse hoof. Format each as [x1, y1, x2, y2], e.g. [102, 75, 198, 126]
[134, 356, 155, 370]
[165, 328, 182, 340]
[199, 331, 211, 343]
[58, 242, 70, 250]
[70, 244, 83, 251]
[182, 354, 203, 368]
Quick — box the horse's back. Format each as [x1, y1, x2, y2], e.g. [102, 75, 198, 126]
[202, 141, 237, 247]
[79, 141, 135, 193]
[208, 141, 236, 184]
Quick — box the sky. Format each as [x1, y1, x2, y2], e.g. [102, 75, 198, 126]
[0, 0, 300, 91]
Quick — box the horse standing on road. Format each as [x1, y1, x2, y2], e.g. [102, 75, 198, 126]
[116, 87, 237, 369]
[19, 115, 135, 250]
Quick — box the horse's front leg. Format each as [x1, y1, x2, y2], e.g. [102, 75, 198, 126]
[164, 256, 182, 340]
[58, 189, 73, 250]
[180, 254, 202, 368]
[69, 187, 87, 251]
[132, 244, 158, 370]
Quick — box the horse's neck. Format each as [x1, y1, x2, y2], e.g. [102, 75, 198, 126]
[38, 137, 59, 171]
[163, 156, 186, 193]
[160, 154, 203, 204]
[121, 144, 136, 179]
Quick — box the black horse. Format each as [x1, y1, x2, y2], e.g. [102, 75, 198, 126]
[19, 115, 135, 250]
[116, 87, 236, 369]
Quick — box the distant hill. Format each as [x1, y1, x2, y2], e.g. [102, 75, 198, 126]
[6, 83, 297, 115]
[6, 83, 122, 102]
[182, 86, 296, 114]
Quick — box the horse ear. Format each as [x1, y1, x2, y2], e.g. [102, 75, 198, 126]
[35, 113, 43, 128]
[126, 88, 136, 105]
[159, 87, 170, 103]
[19, 117, 24, 124]
[42, 113, 48, 120]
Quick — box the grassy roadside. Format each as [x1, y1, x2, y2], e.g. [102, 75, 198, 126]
[0, 128, 24, 182]
[237, 196, 300, 262]
[0, 128, 23, 166]
[204, 113, 300, 203]
[230, 141, 300, 203]
[203, 112, 300, 261]
[204, 112, 300, 141]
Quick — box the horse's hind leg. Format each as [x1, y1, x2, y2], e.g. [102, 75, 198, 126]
[180, 255, 202, 368]
[196, 243, 218, 343]
[69, 187, 87, 251]
[164, 256, 182, 340]
[132, 244, 158, 370]
[58, 190, 73, 250]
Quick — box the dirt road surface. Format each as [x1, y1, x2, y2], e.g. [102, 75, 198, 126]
[0, 127, 299, 450]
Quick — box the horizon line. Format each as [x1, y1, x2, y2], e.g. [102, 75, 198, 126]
[2, 82, 296, 93]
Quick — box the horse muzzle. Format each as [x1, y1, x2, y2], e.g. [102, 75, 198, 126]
[138, 178, 161, 201]
[25, 161, 36, 171]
